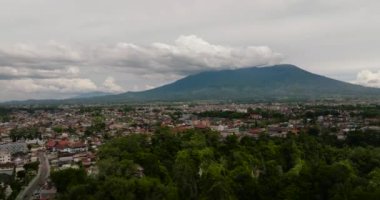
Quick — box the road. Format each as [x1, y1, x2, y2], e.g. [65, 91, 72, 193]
[16, 151, 50, 200]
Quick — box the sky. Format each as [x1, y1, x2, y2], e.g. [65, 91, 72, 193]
[1, 0, 380, 101]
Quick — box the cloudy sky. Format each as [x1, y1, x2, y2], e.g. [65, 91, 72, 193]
[1, 0, 380, 101]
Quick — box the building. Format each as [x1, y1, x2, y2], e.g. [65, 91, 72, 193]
[0, 142, 28, 155]
[0, 151, 11, 164]
[0, 163, 14, 175]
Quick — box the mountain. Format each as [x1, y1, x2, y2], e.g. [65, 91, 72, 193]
[3, 64, 380, 105]
[108, 64, 380, 102]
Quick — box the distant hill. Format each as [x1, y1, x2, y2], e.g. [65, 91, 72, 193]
[3, 64, 380, 105]
[72, 91, 114, 99]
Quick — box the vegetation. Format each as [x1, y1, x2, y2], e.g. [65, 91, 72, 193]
[0, 107, 11, 122]
[197, 110, 249, 119]
[51, 128, 380, 200]
[0, 161, 40, 199]
[84, 114, 106, 137]
[9, 127, 42, 141]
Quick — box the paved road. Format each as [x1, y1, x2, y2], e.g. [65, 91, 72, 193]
[17, 151, 50, 200]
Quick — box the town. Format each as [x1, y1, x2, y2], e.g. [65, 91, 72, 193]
[0, 102, 379, 199]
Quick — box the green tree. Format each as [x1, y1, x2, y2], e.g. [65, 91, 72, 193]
[51, 168, 87, 193]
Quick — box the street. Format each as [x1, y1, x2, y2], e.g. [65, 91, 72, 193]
[16, 151, 50, 200]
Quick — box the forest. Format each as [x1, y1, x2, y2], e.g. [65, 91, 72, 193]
[51, 128, 380, 200]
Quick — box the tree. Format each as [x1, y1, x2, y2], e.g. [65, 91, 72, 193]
[24, 161, 39, 171]
[16, 170, 26, 179]
[51, 168, 87, 193]
[50, 128, 380, 200]
[173, 150, 198, 200]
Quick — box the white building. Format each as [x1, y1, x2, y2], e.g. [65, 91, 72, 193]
[0, 151, 11, 164]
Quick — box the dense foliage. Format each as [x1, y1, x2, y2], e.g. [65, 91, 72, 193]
[9, 127, 42, 141]
[197, 111, 249, 119]
[0, 161, 40, 199]
[0, 107, 11, 122]
[52, 128, 380, 200]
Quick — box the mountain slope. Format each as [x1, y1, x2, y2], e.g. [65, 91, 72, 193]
[112, 64, 380, 101]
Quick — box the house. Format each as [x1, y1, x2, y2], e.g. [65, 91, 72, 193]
[81, 157, 92, 167]
[267, 125, 289, 138]
[0, 142, 28, 154]
[25, 139, 44, 146]
[68, 142, 87, 153]
[250, 114, 263, 120]
[0, 163, 14, 175]
[46, 139, 87, 153]
[192, 119, 210, 128]
[249, 128, 266, 138]
[220, 128, 240, 137]
[0, 151, 11, 164]
[58, 156, 73, 166]
[46, 140, 57, 151]
[40, 188, 56, 200]
[173, 125, 192, 133]
[39, 182, 57, 200]
[55, 139, 70, 152]
[133, 165, 144, 178]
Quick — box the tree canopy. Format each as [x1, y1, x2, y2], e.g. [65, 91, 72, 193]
[52, 128, 380, 200]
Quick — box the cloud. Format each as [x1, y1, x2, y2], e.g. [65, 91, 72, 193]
[101, 77, 125, 93]
[352, 70, 380, 88]
[1, 78, 98, 93]
[0, 35, 282, 100]
[0, 41, 84, 81]
[95, 35, 283, 75]
[0, 35, 282, 78]
[0, 66, 80, 80]
[0, 78, 102, 101]
[0, 41, 82, 69]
